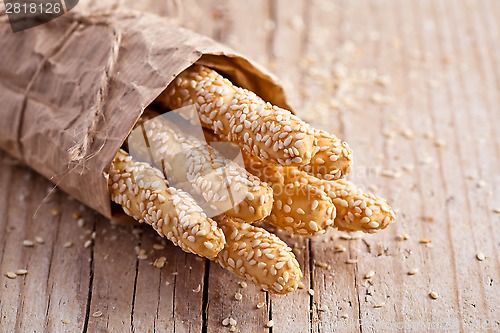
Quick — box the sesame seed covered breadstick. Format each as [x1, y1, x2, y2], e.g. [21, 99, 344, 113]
[215, 215, 302, 294]
[245, 159, 336, 237]
[135, 112, 274, 223]
[158, 65, 317, 166]
[299, 129, 353, 180]
[310, 178, 395, 233]
[109, 149, 225, 259]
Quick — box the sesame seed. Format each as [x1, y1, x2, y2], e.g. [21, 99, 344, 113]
[222, 318, 230, 326]
[373, 302, 385, 308]
[308, 289, 315, 296]
[84, 240, 92, 248]
[266, 320, 274, 328]
[63, 241, 73, 248]
[256, 301, 266, 309]
[235, 292, 243, 301]
[35, 236, 45, 244]
[229, 318, 237, 326]
[51, 208, 60, 216]
[334, 245, 346, 253]
[5, 272, 17, 279]
[345, 259, 358, 264]
[408, 268, 419, 275]
[429, 291, 439, 300]
[398, 232, 410, 240]
[15, 269, 28, 275]
[137, 254, 148, 260]
[92, 310, 103, 318]
[476, 253, 486, 261]
[493, 208, 500, 214]
[364, 271, 375, 279]
[341, 313, 349, 319]
[239, 281, 248, 288]
[23, 240, 34, 247]
[420, 238, 432, 244]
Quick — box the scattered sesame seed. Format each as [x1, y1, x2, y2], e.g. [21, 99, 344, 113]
[373, 302, 385, 308]
[92, 310, 103, 318]
[364, 271, 375, 279]
[429, 291, 439, 300]
[476, 253, 486, 261]
[256, 301, 266, 309]
[15, 269, 28, 275]
[238, 281, 248, 288]
[334, 245, 346, 253]
[398, 232, 410, 241]
[193, 284, 201, 293]
[318, 304, 329, 312]
[71, 211, 81, 220]
[266, 320, 274, 328]
[341, 313, 349, 319]
[77, 218, 85, 228]
[308, 289, 315, 296]
[5, 272, 17, 279]
[346, 259, 358, 264]
[84, 240, 92, 248]
[492, 208, 500, 214]
[153, 257, 167, 269]
[63, 241, 73, 248]
[408, 268, 419, 275]
[229, 318, 237, 326]
[51, 208, 60, 216]
[23, 240, 34, 247]
[137, 254, 148, 260]
[229, 326, 236, 332]
[222, 318, 230, 326]
[434, 139, 446, 147]
[153, 244, 165, 250]
[401, 128, 414, 139]
[420, 238, 432, 244]
[235, 292, 243, 301]
[61, 319, 71, 324]
[314, 261, 331, 269]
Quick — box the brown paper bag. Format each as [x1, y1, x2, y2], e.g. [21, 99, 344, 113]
[0, 9, 291, 219]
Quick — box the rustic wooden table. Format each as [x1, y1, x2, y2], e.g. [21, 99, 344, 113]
[1, 0, 499, 332]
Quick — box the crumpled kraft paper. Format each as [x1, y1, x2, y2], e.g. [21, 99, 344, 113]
[0, 8, 291, 218]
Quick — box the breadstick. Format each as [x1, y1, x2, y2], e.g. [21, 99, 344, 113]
[245, 155, 393, 234]
[158, 64, 317, 166]
[299, 128, 353, 180]
[215, 216, 302, 294]
[245, 159, 336, 237]
[310, 178, 395, 233]
[134, 111, 274, 223]
[109, 149, 225, 258]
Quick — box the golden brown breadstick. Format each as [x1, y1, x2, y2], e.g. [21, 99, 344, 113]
[158, 64, 318, 166]
[310, 178, 395, 233]
[245, 159, 336, 237]
[245, 157, 394, 234]
[215, 216, 302, 294]
[109, 149, 225, 258]
[133, 112, 274, 223]
[299, 128, 353, 180]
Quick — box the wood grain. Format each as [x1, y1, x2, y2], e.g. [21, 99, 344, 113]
[1, 0, 499, 332]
